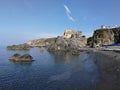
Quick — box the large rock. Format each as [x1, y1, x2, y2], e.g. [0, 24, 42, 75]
[47, 30, 87, 52]
[93, 27, 120, 47]
[9, 53, 34, 62]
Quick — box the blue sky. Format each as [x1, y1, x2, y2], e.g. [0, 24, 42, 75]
[0, 0, 120, 45]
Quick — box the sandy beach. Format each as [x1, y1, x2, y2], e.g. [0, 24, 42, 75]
[94, 50, 120, 90]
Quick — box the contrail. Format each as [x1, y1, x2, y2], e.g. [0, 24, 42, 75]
[64, 4, 76, 22]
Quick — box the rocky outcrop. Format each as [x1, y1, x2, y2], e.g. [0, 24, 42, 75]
[63, 30, 76, 39]
[9, 53, 34, 62]
[93, 27, 120, 47]
[47, 30, 87, 52]
[63, 30, 82, 39]
[27, 38, 56, 47]
[7, 44, 32, 50]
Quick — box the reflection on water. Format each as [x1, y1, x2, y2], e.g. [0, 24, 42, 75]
[48, 71, 71, 83]
[0, 47, 100, 90]
[11, 62, 33, 66]
[53, 52, 80, 64]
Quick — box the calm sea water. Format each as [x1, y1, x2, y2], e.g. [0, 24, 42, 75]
[0, 46, 100, 90]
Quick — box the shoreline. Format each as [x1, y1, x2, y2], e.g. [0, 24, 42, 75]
[94, 50, 120, 90]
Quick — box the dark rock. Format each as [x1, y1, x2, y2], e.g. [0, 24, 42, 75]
[72, 50, 81, 55]
[9, 53, 21, 60]
[9, 53, 34, 62]
[13, 53, 21, 57]
[20, 54, 33, 60]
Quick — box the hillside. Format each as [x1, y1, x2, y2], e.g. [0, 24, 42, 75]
[27, 38, 56, 47]
[93, 27, 120, 47]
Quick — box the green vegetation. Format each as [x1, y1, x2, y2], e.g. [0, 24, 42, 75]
[45, 37, 56, 43]
[87, 37, 94, 47]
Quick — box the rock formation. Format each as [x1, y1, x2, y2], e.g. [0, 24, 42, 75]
[63, 30, 82, 39]
[7, 44, 32, 50]
[9, 53, 34, 62]
[47, 30, 87, 52]
[63, 30, 76, 39]
[93, 27, 120, 47]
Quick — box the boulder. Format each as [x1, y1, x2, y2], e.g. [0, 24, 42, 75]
[9, 53, 34, 62]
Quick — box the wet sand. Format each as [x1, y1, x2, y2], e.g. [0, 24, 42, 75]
[94, 50, 120, 90]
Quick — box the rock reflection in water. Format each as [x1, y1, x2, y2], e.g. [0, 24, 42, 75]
[48, 72, 71, 83]
[52, 52, 81, 64]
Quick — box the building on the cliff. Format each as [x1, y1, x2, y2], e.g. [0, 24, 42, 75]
[100, 25, 120, 29]
[101, 25, 110, 29]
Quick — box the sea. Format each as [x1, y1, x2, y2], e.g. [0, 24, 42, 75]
[0, 46, 100, 90]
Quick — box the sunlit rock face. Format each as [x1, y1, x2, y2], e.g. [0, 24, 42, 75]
[63, 30, 76, 39]
[93, 27, 120, 47]
[47, 30, 87, 52]
[63, 30, 82, 39]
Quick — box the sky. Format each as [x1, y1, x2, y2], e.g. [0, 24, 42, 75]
[0, 0, 120, 45]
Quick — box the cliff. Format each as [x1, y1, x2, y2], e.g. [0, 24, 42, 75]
[93, 27, 120, 47]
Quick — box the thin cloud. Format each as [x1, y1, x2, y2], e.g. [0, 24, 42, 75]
[63, 4, 75, 22]
[64, 5, 71, 14]
[67, 13, 76, 22]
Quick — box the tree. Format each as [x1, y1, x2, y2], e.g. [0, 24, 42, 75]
[87, 37, 94, 47]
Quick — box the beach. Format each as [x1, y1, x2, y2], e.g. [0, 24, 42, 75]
[94, 50, 120, 90]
